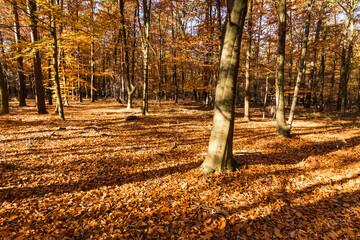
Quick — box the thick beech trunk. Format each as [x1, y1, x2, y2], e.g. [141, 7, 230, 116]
[201, 0, 248, 173]
[275, 0, 290, 137]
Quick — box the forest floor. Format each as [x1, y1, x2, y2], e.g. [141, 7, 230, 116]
[1, 99, 360, 239]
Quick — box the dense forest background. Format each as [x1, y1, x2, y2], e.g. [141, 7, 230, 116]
[0, 0, 359, 118]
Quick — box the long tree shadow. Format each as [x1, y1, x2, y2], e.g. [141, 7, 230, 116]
[0, 157, 202, 202]
[222, 189, 360, 239]
[235, 135, 360, 165]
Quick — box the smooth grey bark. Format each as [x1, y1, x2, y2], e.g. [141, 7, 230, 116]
[244, 0, 253, 121]
[27, 0, 47, 114]
[0, 61, 9, 115]
[201, 0, 248, 173]
[12, 3, 26, 106]
[50, 0, 64, 120]
[288, 1, 314, 128]
[275, 0, 290, 137]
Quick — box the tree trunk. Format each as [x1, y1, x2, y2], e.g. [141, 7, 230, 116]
[50, 0, 65, 120]
[327, 53, 336, 105]
[288, 1, 314, 128]
[305, 6, 323, 108]
[27, 0, 47, 114]
[47, 57, 53, 105]
[130, 8, 137, 108]
[0, 61, 9, 115]
[201, 0, 248, 173]
[319, 53, 326, 112]
[12, 3, 27, 106]
[90, 0, 96, 102]
[275, 0, 290, 137]
[263, 75, 269, 120]
[339, 0, 357, 117]
[244, 0, 252, 121]
[119, 0, 135, 109]
[139, 0, 151, 115]
[254, 0, 264, 105]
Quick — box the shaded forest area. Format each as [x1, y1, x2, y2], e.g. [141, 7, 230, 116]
[1, 99, 360, 238]
[1, 0, 360, 238]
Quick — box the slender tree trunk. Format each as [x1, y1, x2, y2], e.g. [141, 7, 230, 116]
[157, 12, 163, 106]
[12, 3, 27, 106]
[275, 0, 290, 137]
[286, 5, 294, 106]
[201, 0, 248, 173]
[0, 61, 9, 115]
[139, 0, 151, 115]
[244, 0, 252, 121]
[339, 1, 357, 116]
[119, 0, 135, 109]
[171, 7, 178, 104]
[263, 75, 269, 120]
[305, 6, 323, 108]
[327, 54, 336, 105]
[130, 8, 137, 107]
[288, 1, 314, 128]
[217, 0, 222, 52]
[254, 0, 264, 104]
[142, 43, 149, 115]
[47, 57, 53, 105]
[319, 52, 326, 112]
[50, 0, 65, 120]
[319, 8, 328, 112]
[27, 0, 47, 114]
[263, 40, 271, 119]
[61, 51, 69, 106]
[90, 0, 96, 102]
